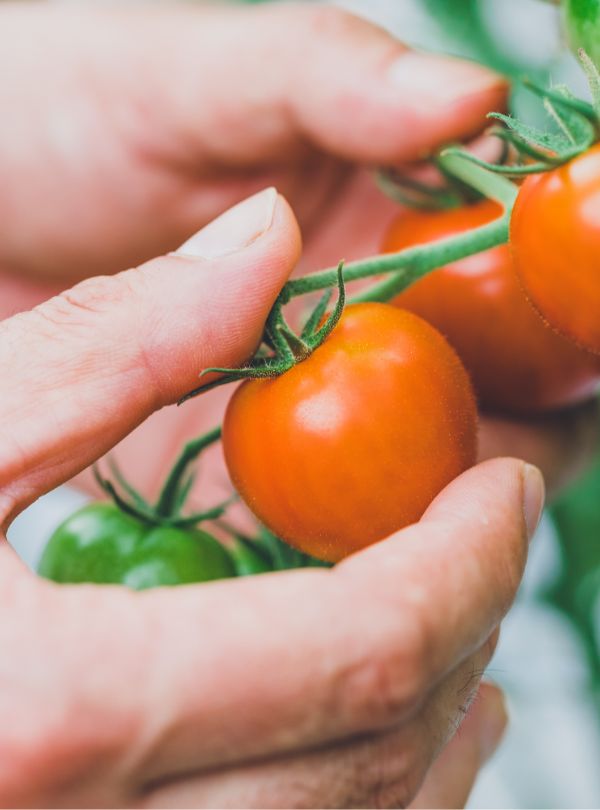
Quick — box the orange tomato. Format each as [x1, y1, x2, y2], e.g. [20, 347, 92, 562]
[383, 200, 600, 414]
[511, 145, 600, 356]
[223, 303, 477, 562]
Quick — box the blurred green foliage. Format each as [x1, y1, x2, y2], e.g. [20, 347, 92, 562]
[548, 452, 600, 701]
[421, 0, 530, 75]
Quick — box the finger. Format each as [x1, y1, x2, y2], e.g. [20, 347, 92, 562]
[0, 4, 506, 282]
[409, 683, 508, 809]
[102, 459, 540, 780]
[140, 640, 499, 809]
[479, 399, 600, 498]
[0, 189, 301, 525]
[4, 4, 507, 168]
[127, 3, 508, 164]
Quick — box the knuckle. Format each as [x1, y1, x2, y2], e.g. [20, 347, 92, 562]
[332, 600, 431, 728]
[39, 273, 134, 326]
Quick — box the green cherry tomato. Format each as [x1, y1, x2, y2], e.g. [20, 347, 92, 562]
[564, 0, 600, 65]
[38, 502, 236, 590]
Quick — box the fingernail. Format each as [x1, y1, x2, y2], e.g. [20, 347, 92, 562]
[522, 463, 545, 541]
[388, 52, 505, 107]
[479, 684, 509, 762]
[175, 187, 278, 259]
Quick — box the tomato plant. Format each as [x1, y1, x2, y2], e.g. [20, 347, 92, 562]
[222, 303, 478, 563]
[383, 200, 600, 414]
[38, 503, 235, 589]
[511, 144, 600, 357]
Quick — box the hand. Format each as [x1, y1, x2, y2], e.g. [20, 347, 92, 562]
[0, 193, 544, 807]
[0, 2, 592, 505]
[0, 2, 506, 285]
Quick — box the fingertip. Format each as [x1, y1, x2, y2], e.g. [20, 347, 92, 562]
[522, 463, 545, 541]
[387, 51, 507, 108]
[385, 51, 508, 158]
[470, 682, 509, 763]
[421, 457, 531, 531]
[426, 457, 545, 544]
[286, 6, 508, 163]
[137, 188, 302, 401]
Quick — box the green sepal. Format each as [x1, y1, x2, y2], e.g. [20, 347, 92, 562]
[179, 264, 347, 404]
[93, 466, 157, 526]
[306, 262, 345, 348]
[301, 288, 333, 340]
[579, 48, 600, 119]
[375, 167, 463, 211]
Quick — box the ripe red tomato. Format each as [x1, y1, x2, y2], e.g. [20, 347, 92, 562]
[383, 200, 600, 414]
[222, 303, 477, 563]
[511, 146, 600, 356]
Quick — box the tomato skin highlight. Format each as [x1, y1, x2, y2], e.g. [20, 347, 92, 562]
[38, 503, 236, 589]
[223, 303, 478, 563]
[383, 201, 600, 414]
[511, 145, 600, 357]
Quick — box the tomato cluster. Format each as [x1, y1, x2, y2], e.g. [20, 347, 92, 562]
[38, 44, 600, 583]
[383, 199, 600, 415]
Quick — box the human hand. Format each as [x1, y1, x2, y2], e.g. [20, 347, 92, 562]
[0, 2, 506, 285]
[0, 2, 593, 503]
[0, 192, 543, 807]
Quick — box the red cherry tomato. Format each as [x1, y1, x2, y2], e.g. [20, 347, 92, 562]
[222, 303, 477, 563]
[511, 145, 600, 356]
[383, 200, 600, 414]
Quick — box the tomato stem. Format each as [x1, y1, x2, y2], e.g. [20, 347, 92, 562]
[351, 215, 510, 304]
[155, 426, 223, 519]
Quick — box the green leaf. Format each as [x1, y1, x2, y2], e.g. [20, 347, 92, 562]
[547, 451, 600, 692]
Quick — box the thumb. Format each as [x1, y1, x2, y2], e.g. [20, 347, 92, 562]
[0, 188, 300, 526]
[410, 683, 508, 809]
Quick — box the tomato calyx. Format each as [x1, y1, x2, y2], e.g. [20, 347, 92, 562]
[178, 262, 346, 402]
[375, 144, 515, 213]
[216, 521, 332, 575]
[93, 425, 233, 530]
[179, 157, 516, 406]
[445, 52, 600, 178]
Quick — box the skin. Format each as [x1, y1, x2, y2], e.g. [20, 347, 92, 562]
[224, 304, 478, 562]
[511, 145, 600, 357]
[0, 189, 542, 808]
[0, 2, 588, 805]
[384, 200, 600, 415]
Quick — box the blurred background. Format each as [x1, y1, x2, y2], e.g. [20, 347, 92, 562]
[7, 0, 600, 806]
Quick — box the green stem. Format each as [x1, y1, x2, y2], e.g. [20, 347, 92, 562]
[352, 214, 509, 303]
[283, 212, 509, 301]
[155, 426, 222, 518]
[437, 150, 519, 207]
[282, 156, 516, 302]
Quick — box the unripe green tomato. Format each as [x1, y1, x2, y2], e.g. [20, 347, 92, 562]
[38, 502, 236, 590]
[564, 0, 600, 66]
